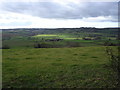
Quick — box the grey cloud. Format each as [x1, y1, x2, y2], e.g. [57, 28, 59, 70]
[0, 2, 118, 21]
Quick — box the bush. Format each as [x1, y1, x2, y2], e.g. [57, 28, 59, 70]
[2, 45, 10, 49]
[105, 46, 120, 87]
[82, 37, 92, 40]
[34, 43, 42, 48]
[34, 43, 52, 48]
[104, 41, 117, 46]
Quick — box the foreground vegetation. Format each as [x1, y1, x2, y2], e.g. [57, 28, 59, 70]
[3, 46, 118, 88]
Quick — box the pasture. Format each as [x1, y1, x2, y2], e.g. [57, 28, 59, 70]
[2, 46, 118, 88]
[2, 28, 119, 88]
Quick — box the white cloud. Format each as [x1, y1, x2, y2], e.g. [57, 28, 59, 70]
[0, 11, 118, 29]
[82, 16, 117, 22]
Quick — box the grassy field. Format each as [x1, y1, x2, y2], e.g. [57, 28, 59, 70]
[2, 28, 119, 88]
[2, 46, 118, 88]
[33, 34, 82, 40]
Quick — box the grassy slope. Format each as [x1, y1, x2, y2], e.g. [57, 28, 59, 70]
[2, 46, 117, 88]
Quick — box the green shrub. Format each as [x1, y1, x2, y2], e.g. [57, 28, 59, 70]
[105, 46, 120, 87]
[34, 43, 42, 48]
[2, 45, 10, 49]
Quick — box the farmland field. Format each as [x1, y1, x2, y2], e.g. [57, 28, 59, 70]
[2, 28, 119, 48]
[2, 28, 119, 88]
[3, 46, 118, 88]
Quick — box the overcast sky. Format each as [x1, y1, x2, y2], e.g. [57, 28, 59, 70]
[0, 0, 119, 29]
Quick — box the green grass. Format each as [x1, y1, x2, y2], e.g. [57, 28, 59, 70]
[33, 34, 82, 40]
[33, 34, 59, 37]
[2, 28, 118, 88]
[2, 46, 118, 88]
[3, 39, 34, 48]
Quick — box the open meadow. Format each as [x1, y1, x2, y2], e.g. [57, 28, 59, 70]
[2, 46, 118, 88]
[2, 28, 119, 88]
